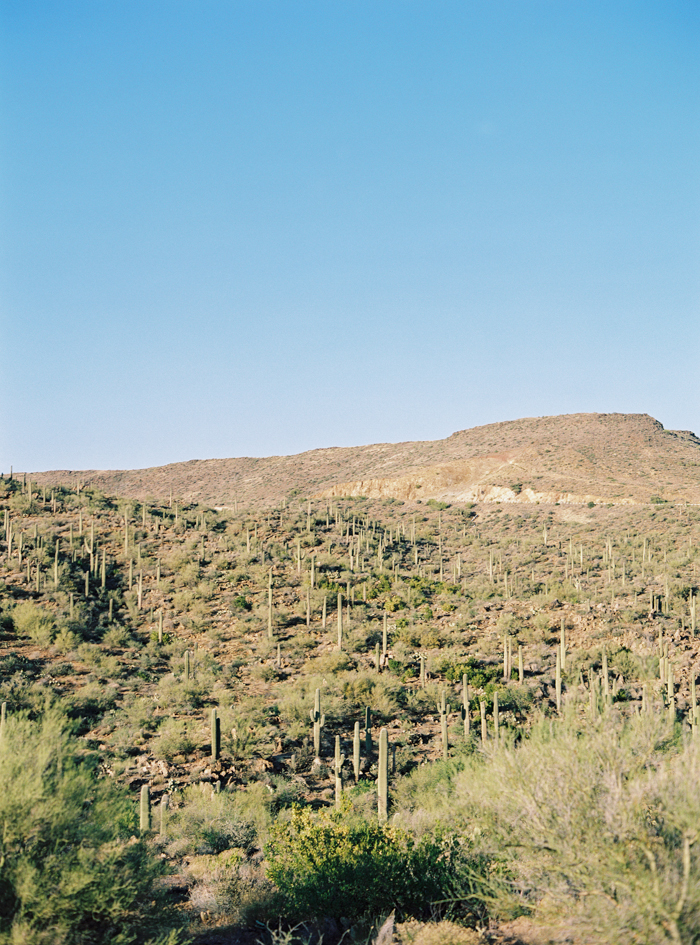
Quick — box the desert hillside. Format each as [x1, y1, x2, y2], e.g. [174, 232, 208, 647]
[28, 412, 700, 507]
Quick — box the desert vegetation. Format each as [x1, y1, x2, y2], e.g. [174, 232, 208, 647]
[1, 471, 700, 943]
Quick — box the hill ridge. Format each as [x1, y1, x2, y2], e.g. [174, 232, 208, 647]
[25, 411, 700, 508]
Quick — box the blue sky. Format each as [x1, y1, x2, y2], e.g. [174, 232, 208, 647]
[1, 1, 698, 471]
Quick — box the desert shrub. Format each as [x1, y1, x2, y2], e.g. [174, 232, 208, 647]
[0, 606, 14, 639]
[12, 601, 55, 645]
[251, 662, 283, 682]
[53, 626, 80, 653]
[394, 622, 422, 647]
[0, 709, 180, 944]
[102, 624, 133, 648]
[436, 656, 501, 689]
[152, 718, 197, 760]
[157, 673, 208, 711]
[340, 672, 405, 718]
[305, 651, 354, 675]
[265, 806, 476, 923]
[403, 711, 700, 944]
[66, 681, 119, 729]
[385, 595, 406, 612]
[166, 785, 258, 855]
[606, 644, 647, 681]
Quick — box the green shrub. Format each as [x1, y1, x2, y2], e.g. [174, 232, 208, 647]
[405, 712, 700, 944]
[12, 602, 55, 645]
[166, 785, 258, 855]
[0, 710, 180, 944]
[437, 656, 501, 689]
[152, 718, 197, 761]
[265, 806, 472, 923]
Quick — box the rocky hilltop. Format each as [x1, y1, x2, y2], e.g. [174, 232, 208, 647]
[29, 412, 700, 507]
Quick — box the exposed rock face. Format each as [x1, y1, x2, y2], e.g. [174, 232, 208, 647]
[28, 412, 700, 507]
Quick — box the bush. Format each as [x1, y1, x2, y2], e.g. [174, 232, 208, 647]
[166, 785, 258, 855]
[12, 602, 55, 645]
[152, 718, 197, 761]
[0, 709, 180, 944]
[265, 807, 474, 923]
[404, 712, 700, 944]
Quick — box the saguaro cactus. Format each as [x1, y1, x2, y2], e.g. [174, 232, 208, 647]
[365, 706, 372, 758]
[437, 689, 450, 760]
[159, 795, 168, 837]
[555, 650, 562, 713]
[461, 674, 470, 737]
[337, 592, 343, 649]
[268, 569, 274, 640]
[140, 785, 151, 834]
[480, 700, 487, 744]
[334, 735, 345, 809]
[378, 727, 388, 823]
[310, 688, 325, 757]
[353, 721, 361, 782]
[211, 708, 221, 761]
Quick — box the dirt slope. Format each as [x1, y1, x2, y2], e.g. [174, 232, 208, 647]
[28, 412, 700, 507]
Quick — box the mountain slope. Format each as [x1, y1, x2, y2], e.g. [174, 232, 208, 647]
[29, 413, 700, 507]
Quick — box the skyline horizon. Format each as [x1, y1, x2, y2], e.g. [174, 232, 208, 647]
[9, 408, 698, 476]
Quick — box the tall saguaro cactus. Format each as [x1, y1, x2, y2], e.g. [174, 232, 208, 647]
[334, 735, 345, 809]
[268, 569, 274, 640]
[377, 727, 388, 823]
[437, 689, 450, 760]
[461, 674, 470, 737]
[310, 688, 325, 757]
[493, 691, 500, 746]
[353, 721, 361, 782]
[555, 650, 562, 713]
[140, 785, 151, 834]
[337, 592, 343, 649]
[211, 708, 221, 761]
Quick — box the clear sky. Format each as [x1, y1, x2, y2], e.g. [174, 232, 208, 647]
[1, 1, 698, 472]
